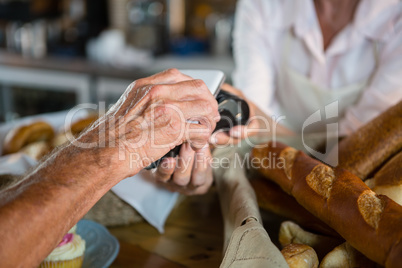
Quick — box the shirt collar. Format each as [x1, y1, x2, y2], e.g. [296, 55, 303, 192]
[277, 0, 400, 41]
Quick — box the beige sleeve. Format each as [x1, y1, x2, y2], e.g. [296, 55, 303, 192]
[213, 145, 289, 268]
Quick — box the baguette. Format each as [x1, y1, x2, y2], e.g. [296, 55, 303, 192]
[365, 150, 402, 205]
[250, 177, 337, 237]
[329, 100, 402, 179]
[281, 244, 319, 268]
[252, 141, 402, 267]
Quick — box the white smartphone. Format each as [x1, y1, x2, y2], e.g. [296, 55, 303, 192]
[180, 69, 226, 97]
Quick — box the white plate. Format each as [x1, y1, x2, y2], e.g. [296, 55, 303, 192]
[77, 220, 120, 268]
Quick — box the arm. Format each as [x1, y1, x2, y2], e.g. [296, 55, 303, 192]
[0, 143, 121, 267]
[0, 69, 219, 266]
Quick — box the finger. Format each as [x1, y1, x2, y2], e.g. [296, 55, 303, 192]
[147, 81, 220, 126]
[143, 68, 193, 85]
[190, 146, 212, 187]
[158, 165, 213, 196]
[150, 79, 216, 104]
[228, 123, 259, 139]
[190, 170, 213, 195]
[171, 143, 195, 186]
[211, 130, 241, 146]
[175, 100, 219, 134]
[220, 83, 245, 98]
[154, 157, 176, 183]
[182, 168, 213, 196]
[185, 123, 215, 150]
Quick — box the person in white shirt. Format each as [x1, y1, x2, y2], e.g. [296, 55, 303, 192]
[233, 0, 402, 135]
[155, 0, 402, 194]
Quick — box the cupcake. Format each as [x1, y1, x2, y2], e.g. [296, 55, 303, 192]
[39, 225, 86, 268]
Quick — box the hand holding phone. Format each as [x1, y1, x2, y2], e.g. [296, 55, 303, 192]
[145, 70, 249, 170]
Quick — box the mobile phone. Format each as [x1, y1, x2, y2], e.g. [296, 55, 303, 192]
[180, 69, 225, 97]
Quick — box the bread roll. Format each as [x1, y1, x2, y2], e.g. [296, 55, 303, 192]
[250, 177, 337, 237]
[319, 242, 377, 268]
[281, 244, 319, 268]
[52, 115, 98, 148]
[19, 141, 50, 161]
[279, 221, 343, 260]
[329, 100, 402, 179]
[252, 141, 402, 267]
[2, 121, 54, 155]
[365, 150, 402, 206]
[69, 115, 98, 136]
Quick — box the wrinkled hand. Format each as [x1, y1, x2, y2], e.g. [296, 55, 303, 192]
[153, 83, 260, 195]
[78, 69, 220, 178]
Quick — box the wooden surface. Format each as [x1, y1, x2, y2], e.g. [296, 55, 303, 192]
[108, 189, 224, 268]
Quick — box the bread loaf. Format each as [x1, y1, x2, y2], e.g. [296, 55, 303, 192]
[252, 141, 402, 267]
[329, 100, 402, 179]
[281, 244, 319, 268]
[319, 242, 377, 268]
[279, 221, 343, 260]
[2, 121, 54, 155]
[365, 150, 402, 206]
[250, 177, 337, 237]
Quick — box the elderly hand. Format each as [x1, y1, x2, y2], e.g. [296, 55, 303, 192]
[76, 69, 220, 179]
[153, 83, 260, 195]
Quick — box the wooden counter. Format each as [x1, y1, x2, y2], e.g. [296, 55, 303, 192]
[108, 189, 224, 268]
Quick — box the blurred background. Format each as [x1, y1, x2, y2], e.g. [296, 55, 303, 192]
[0, 0, 236, 122]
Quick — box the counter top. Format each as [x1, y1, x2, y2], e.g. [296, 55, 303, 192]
[108, 189, 224, 268]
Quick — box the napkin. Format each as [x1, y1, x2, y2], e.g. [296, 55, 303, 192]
[111, 171, 179, 233]
[0, 110, 178, 233]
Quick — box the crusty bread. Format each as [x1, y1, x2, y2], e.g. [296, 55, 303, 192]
[281, 244, 319, 268]
[365, 150, 402, 206]
[2, 121, 54, 155]
[252, 141, 402, 267]
[19, 141, 50, 161]
[250, 177, 337, 237]
[279, 221, 343, 260]
[69, 115, 98, 136]
[328, 100, 402, 180]
[319, 242, 377, 268]
[52, 115, 98, 148]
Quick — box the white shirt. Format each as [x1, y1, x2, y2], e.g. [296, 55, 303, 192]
[232, 0, 402, 135]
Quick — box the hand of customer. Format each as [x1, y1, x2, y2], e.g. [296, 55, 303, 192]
[153, 83, 260, 195]
[77, 68, 220, 178]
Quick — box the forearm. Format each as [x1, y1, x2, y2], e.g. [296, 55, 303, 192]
[0, 142, 132, 267]
[0, 69, 220, 267]
[251, 102, 295, 137]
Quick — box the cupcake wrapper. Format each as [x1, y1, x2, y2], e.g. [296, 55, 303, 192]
[39, 256, 83, 268]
